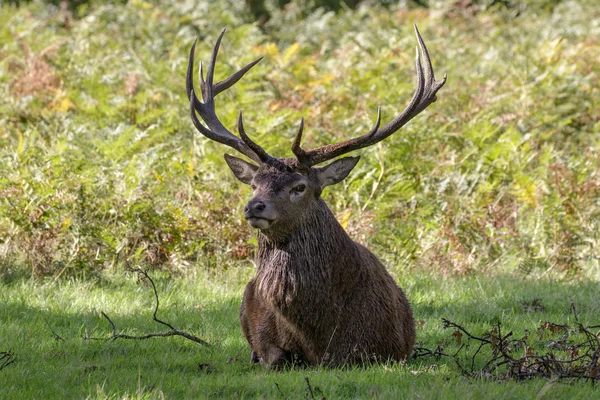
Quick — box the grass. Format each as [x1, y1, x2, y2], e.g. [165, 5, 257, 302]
[2, 270, 599, 399]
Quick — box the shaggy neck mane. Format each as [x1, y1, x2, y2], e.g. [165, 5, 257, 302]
[258, 198, 354, 257]
[255, 199, 360, 300]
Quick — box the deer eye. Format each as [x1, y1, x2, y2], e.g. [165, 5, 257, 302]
[250, 184, 257, 190]
[291, 184, 306, 194]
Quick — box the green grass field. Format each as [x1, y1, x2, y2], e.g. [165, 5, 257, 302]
[2, 271, 600, 398]
[1, 0, 599, 398]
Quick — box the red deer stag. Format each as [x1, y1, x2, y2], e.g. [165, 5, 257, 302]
[186, 26, 446, 367]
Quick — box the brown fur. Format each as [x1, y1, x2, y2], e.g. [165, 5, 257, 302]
[231, 159, 415, 368]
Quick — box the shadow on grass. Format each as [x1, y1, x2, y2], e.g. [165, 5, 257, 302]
[1, 288, 259, 397]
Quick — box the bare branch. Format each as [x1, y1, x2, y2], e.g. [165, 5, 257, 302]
[417, 304, 600, 383]
[86, 269, 210, 347]
[442, 318, 492, 344]
[437, 314, 600, 382]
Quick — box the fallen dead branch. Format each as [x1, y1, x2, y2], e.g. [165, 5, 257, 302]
[86, 268, 209, 346]
[443, 318, 600, 382]
[413, 303, 600, 383]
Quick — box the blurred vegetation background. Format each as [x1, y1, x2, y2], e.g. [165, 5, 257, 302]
[0, 0, 598, 281]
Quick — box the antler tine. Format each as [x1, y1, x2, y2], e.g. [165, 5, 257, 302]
[214, 56, 263, 97]
[199, 61, 206, 101]
[237, 112, 277, 164]
[414, 25, 433, 84]
[189, 89, 254, 159]
[189, 30, 264, 106]
[377, 40, 426, 135]
[186, 31, 270, 164]
[291, 118, 307, 162]
[291, 108, 381, 162]
[366, 106, 382, 138]
[294, 25, 446, 167]
[186, 38, 200, 101]
[203, 29, 225, 102]
[412, 24, 447, 115]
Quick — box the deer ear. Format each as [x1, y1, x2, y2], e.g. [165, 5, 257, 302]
[224, 154, 259, 185]
[315, 156, 360, 188]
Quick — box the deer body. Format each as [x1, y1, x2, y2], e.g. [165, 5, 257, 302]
[242, 196, 415, 366]
[186, 27, 445, 367]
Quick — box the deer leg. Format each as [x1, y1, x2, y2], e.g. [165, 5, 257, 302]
[241, 280, 303, 368]
[240, 280, 263, 361]
[241, 280, 287, 366]
[255, 310, 292, 368]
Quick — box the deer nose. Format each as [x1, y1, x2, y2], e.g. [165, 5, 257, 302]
[244, 200, 266, 216]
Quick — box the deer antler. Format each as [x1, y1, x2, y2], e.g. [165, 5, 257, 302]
[187, 29, 279, 165]
[291, 24, 446, 167]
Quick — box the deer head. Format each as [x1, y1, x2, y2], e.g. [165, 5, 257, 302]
[187, 27, 445, 237]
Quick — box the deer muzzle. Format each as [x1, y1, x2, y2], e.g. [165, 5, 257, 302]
[244, 199, 276, 230]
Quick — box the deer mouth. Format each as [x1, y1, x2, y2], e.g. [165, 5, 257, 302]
[246, 217, 275, 230]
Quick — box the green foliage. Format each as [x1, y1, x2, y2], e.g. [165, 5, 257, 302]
[0, 0, 599, 280]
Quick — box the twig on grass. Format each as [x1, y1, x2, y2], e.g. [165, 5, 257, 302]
[442, 318, 491, 344]
[443, 317, 600, 381]
[412, 345, 448, 360]
[274, 382, 285, 398]
[0, 350, 15, 371]
[44, 319, 65, 342]
[570, 299, 580, 323]
[304, 376, 315, 400]
[86, 268, 209, 346]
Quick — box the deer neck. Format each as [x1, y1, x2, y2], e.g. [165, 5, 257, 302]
[256, 199, 356, 269]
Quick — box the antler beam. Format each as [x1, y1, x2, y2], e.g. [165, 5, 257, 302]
[187, 29, 277, 165]
[292, 24, 446, 167]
